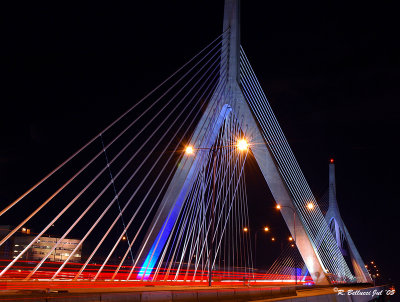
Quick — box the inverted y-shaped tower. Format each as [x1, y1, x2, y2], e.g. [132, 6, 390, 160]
[325, 160, 372, 283]
[136, 0, 361, 285]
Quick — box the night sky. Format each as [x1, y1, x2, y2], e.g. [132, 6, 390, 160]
[1, 1, 399, 283]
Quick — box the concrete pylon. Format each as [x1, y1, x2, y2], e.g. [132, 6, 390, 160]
[135, 0, 333, 285]
[324, 159, 372, 283]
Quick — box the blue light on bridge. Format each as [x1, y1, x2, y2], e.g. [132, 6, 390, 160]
[137, 195, 185, 279]
[137, 219, 170, 279]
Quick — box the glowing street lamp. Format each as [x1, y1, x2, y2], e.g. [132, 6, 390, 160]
[185, 146, 194, 155]
[307, 202, 314, 210]
[288, 236, 293, 241]
[237, 139, 248, 151]
[243, 227, 248, 232]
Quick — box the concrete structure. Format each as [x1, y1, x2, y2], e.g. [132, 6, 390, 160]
[0, 284, 391, 302]
[0, 284, 297, 301]
[324, 160, 372, 283]
[136, 0, 335, 285]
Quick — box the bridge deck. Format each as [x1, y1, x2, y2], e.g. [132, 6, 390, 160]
[0, 283, 387, 302]
[0, 283, 296, 301]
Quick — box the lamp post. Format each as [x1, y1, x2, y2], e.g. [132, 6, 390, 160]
[254, 226, 269, 268]
[276, 204, 298, 285]
[276, 202, 314, 285]
[185, 138, 248, 286]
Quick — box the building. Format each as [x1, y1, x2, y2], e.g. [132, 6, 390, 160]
[0, 225, 13, 259]
[1, 226, 82, 263]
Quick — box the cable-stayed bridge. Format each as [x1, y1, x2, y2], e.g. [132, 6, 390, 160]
[0, 0, 372, 292]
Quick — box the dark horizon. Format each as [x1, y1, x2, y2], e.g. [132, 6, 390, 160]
[1, 1, 398, 284]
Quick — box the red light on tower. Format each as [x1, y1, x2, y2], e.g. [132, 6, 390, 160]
[330, 158, 334, 164]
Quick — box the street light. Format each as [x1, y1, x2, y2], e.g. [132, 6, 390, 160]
[276, 204, 298, 285]
[185, 146, 194, 155]
[275, 202, 315, 284]
[185, 138, 249, 286]
[254, 226, 270, 268]
[237, 139, 248, 151]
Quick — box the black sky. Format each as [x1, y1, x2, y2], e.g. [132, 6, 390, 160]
[1, 1, 399, 283]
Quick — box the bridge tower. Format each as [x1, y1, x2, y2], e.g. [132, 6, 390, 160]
[325, 159, 372, 283]
[136, 0, 356, 285]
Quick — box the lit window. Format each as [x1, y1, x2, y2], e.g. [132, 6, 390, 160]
[14, 244, 19, 247]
